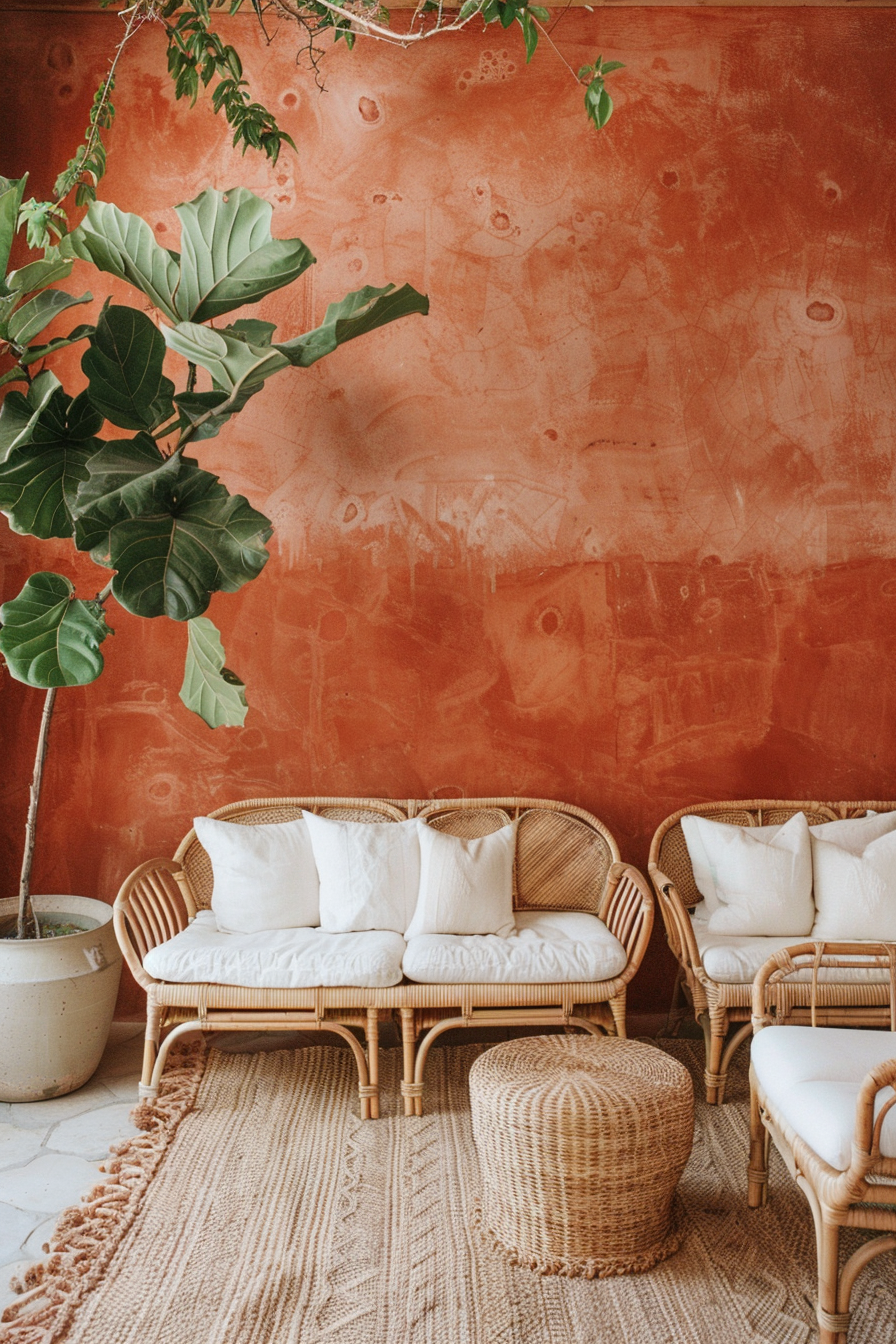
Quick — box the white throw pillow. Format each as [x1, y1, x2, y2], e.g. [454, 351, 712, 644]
[812, 829, 896, 940]
[303, 813, 421, 934]
[194, 815, 320, 934]
[404, 819, 517, 938]
[681, 811, 895, 919]
[680, 813, 813, 936]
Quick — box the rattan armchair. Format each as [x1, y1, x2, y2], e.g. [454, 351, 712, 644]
[749, 943, 896, 1344]
[649, 800, 896, 1104]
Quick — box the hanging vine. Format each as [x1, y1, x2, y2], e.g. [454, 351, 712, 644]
[18, 0, 623, 245]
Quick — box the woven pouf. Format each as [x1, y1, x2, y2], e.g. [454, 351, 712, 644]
[469, 1035, 694, 1278]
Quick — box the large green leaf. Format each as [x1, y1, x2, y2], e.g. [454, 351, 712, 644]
[0, 388, 104, 538]
[0, 175, 27, 281]
[82, 304, 175, 431]
[0, 571, 109, 687]
[0, 370, 61, 458]
[65, 202, 181, 322]
[6, 287, 92, 347]
[74, 449, 272, 620]
[174, 187, 314, 323]
[180, 616, 248, 727]
[162, 321, 287, 407]
[66, 188, 314, 326]
[275, 284, 429, 368]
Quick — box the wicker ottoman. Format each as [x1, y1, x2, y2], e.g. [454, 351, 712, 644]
[469, 1035, 694, 1277]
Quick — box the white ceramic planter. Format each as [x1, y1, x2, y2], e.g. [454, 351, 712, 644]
[0, 894, 122, 1103]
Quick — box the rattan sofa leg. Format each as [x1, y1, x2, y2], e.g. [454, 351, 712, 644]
[609, 990, 627, 1038]
[399, 1008, 420, 1117]
[816, 1215, 846, 1344]
[703, 1012, 729, 1104]
[365, 1008, 381, 1120]
[747, 1069, 769, 1208]
[139, 999, 164, 1099]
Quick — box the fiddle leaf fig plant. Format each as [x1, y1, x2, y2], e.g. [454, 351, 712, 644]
[0, 176, 429, 937]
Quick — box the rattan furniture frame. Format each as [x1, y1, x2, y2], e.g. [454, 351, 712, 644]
[648, 800, 896, 1105]
[749, 943, 896, 1344]
[114, 796, 654, 1119]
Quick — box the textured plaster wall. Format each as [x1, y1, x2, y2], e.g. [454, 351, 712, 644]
[2, 9, 896, 1014]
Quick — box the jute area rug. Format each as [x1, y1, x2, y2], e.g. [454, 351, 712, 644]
[3, 1038, 896, 1344]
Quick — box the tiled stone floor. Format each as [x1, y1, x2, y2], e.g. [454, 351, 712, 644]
[0, 1023, 146, 1311]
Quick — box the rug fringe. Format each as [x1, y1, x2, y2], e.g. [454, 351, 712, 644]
[0, 1041, 208, 1344]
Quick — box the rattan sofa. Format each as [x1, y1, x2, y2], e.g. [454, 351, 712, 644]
[115, 796, 654, 1118]
[649, 800, 896, 1105]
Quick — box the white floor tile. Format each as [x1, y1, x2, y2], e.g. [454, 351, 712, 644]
[47, 1104, 139, 1161]
[0, 1125, 46, 1170]
[0, 1152, 101, 1214]
[0, 1205, 44, 1264]
[23, 1215, 57, 1260]
[6, 1080, 118, 1130]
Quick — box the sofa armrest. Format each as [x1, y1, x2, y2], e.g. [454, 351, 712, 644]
[752, 940, 896, 1032]
[648, 864, 704, 977]
[113, 858, 195, 990]
[598, 863, 654, 980]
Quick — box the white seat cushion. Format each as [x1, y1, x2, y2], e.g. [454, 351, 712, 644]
[751, 1025, 896, 1170]
[143, 910, 405, 989]
[401, 910, 628, 985]
[690, 912, 892, 985]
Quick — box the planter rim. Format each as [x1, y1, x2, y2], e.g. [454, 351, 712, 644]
[0, 894, 114, 936]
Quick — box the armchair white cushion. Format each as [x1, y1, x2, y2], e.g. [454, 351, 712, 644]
[750, 1024, 896, 1170]
[681, 812, 813, 936]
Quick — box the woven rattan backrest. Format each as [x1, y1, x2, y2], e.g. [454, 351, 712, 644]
[651, 800, 896, 909]
[415, 798, 619, 914]
[174, 797, 408, 911]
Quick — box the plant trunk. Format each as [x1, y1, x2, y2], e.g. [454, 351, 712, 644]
[17, 686, 57, 940]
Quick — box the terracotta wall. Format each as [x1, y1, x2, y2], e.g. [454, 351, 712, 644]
[3, 7, 896, 1016]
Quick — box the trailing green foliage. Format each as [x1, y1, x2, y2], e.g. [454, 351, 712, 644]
[578, 56, 625, 131]
[0, 181, 428, 723]
[0, 176, 95, 390]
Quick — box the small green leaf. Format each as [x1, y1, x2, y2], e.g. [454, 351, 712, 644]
[6, 255, 74, 297]
[7, 289, 92, 348]
[600, 60, 625, 74]
[82, 304, 175, 431]
[174, 390, 234, 442]
[0, 371, 62, 459]
[520, 11, 538, 63]
[499, 0, 517, 27]
[17, 324, 95, 367]
[0, 175, 27, 279]
[180, 616, 248, 727]
[528, 4, 549, 19]
[162, 321, 288, 404]
[225, 317, 277, 346]
[274, 283, 429, 369]
[0, 571, 110, 688]
[458, 0, 482, 17]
